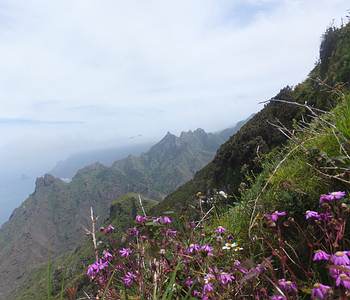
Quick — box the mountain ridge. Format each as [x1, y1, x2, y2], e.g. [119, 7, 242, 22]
[0, 123, 246, 299]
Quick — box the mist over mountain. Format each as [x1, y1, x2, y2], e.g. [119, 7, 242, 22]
[50, 142, 152, 179]
[0, 122, 246, 299]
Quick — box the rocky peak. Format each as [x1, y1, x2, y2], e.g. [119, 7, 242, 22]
[34, 174, 58, 191]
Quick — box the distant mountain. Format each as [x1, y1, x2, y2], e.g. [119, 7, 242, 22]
[0, 123, 246, 300]
[50, 143, 152, 179]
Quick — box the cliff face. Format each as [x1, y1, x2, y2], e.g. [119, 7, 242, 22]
[0, 125, 244, 299]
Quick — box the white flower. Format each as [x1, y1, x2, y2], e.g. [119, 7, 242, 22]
[222, 242, 237, 250]
[219, 191, 228, 198]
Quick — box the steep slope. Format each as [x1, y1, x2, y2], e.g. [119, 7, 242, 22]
[155, 23, 350, 216]
[0, 126, 243, 300]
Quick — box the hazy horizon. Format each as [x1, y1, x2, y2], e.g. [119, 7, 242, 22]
[0, 0, 349, 224]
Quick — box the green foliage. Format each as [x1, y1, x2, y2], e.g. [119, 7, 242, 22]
[216, 94, 350, 254]
[160, 22, 350, 219]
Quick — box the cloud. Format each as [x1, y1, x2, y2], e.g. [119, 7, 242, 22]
[0, 0, 348, 224]
[0, 0, 348, 162]
[0, 118, 84, 126]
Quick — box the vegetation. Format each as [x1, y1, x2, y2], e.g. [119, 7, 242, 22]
[10, 19, 350, 300]
[82, 22, 350, 299]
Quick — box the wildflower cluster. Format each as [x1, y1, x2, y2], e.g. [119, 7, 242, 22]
[86, 191, 350, 299]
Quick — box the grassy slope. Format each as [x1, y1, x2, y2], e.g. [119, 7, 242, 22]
[154, 22, 350, 217]
[213, 94, 350, 248]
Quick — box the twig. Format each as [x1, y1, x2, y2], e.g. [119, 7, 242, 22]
[195, 206, 215, 229]
[248, 143, 302, 238]
[331, 128, 350, 161]
[260, 98, 329, 115]
[306, 163, 350, 185]
[88, 207, 99, 261]
[138, 194, 147, 217]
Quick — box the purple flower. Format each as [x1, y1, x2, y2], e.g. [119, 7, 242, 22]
[165, 228, 177, 237]
[313, 250, 330, 262]
[200, 244, 213, 256]
[158, 216, 172, 224]
[265, 211, 287, 222]
[319, 212, 333, 221]
[233, 260, 248, 274]
[103, 250, 113, 261]
[185, 277, 194, 287]
[100, 224, 115, 234]
[336, 273, 350, 289]
[215, 226, 226, 234]
[306, 210, 321, 220]
[204, 273, 215, 283]
[193, 290, 201, 297]
[270, 296, 286, 300]
[123, 272, 137, 287]
[311, 283, 331, 299]
[218, 272, 234, 285]
[202, 282, 214, 294]
[135, 215, 147, 224]
[128, 227, 139, 236]
[278, 279, 297, 293]
[331, 251, 350, 265]
[320, 191, 346, 204]
[119, 248, 132, 258]
[329, 265, 350, 279]
[87, 259, 108, 279]
[186, 243, 201, 254]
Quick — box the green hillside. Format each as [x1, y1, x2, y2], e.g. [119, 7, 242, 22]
[7, 18, 350, 300]
[155, 23, 350, 217]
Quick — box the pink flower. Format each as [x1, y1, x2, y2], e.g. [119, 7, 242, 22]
[185, 277, 194, 287]
[329, 265, 350, 279]
[193, 290, 201, 297]
[218, 272, 234, 285]
[311, 283, 331, 299]
[135, 215, 147, 224]
[306, 210, 321, 220]
[103, 250, 113, 261]
[202, 282, 214, 294]
[119, 248, 132, 258]
[320, 191, 346, 203]
[128, 227, 139, 236]
[278, 279, 297, 293]
[336, 273, 350, 289]
[270, 296, 286, 300]
[319, 212, 333, 221]
[87, 259, 108, 279]
[204, 273, 215, 283]
[265, 211, 287, 222]
[158, 216, 172, 224]
[215, 226, 226, 234]
[186, 244, 201, 254]
[100, 224, 115, 234]
[331, 251, 350, 265]
[234, 260, 248, 274]
[123, 272, 136, 287]
[200, 244, 213, 256]
[313, 250, 330, 262]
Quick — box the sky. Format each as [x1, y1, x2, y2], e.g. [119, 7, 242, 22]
[0, 0, 349, 223]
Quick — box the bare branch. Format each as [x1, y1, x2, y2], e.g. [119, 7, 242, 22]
[138, 194, 147, 217]
[90, 207, 99, 261]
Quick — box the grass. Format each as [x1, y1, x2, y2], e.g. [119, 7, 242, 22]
[213, 94, 350, 251]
